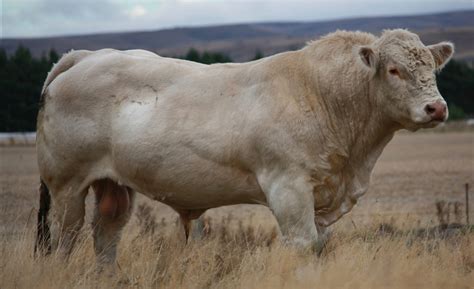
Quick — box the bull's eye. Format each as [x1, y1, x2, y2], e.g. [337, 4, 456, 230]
[389, 68, 400, 77]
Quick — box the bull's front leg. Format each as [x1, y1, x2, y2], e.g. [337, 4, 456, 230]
[259, 172, 322, 253]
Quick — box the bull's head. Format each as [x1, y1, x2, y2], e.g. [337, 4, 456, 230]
[357, 29, 454, 131]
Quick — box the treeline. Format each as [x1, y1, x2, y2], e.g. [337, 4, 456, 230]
[436, 60, 474, 119]
[180, 48, 233, 64]
[0, 47, 59, 132]
[0, 46, 472, 131]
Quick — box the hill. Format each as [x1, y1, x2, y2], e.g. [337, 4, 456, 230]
[2, 10, 474, 62]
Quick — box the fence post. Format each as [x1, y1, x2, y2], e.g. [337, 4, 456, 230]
[466, 183, 470, 225]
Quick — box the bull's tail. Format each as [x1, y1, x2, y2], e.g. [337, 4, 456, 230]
[34, 179, 51, 256]
[38, 50, 92, 132]
[41, 50, 92, 93]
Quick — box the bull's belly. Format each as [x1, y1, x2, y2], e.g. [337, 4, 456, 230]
[113, 150, 267, 209]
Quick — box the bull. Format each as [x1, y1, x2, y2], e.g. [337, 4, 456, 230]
[35, 29, 453, 265]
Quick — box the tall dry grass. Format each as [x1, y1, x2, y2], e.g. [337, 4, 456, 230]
[0, 208, 472, 289]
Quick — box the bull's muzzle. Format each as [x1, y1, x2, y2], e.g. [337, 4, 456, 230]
[424, 100, 448, 122]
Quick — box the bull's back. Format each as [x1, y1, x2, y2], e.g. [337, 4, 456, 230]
[39, 49, 200, 142]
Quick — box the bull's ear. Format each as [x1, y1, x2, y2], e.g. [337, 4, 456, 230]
[358, 46, 378, 74]
[428, 42, 454, 71]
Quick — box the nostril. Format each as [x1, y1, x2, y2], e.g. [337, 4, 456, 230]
[425, 104, 436, 114]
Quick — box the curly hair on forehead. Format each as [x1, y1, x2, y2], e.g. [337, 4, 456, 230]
[374, 30, 436, 71]
[379, 29, 421, 43]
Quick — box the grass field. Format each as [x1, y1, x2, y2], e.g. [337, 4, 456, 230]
[0, 131, 473, 288]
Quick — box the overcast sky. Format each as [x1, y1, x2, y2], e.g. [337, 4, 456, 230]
[1, 0, 472, 38]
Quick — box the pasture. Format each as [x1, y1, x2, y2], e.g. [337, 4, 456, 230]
[1, 131, 473, 289]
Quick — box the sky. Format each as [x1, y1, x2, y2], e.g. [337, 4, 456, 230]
[1, 0, 472, 38]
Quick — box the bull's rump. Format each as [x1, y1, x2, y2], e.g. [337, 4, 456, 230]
[37, 49, 267, 208]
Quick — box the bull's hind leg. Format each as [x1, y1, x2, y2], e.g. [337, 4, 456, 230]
[92, 179, 134, 265]
[48, 183, 88, 256]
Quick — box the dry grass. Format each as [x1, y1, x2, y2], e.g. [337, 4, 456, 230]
[1, 131, 473, 288]
[0, 220, 473, 289]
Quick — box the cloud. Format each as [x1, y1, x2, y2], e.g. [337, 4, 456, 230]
[128, 5, 147, 18]
[2, 0, 125, 37]
[1, 0, 472, 38]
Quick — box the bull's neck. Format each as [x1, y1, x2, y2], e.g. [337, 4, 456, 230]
[285, 51, 399, 167]
[325, 79, 397, 161]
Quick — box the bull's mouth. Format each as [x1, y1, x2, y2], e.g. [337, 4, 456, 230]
[415, 118, 445, 130]
[423, 119, 443, 126]
[401, 118, 444, 131]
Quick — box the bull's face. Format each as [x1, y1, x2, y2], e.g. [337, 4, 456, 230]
[357, 30, 454, 131]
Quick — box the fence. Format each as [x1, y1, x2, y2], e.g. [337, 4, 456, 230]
[0, 132, 36, 146]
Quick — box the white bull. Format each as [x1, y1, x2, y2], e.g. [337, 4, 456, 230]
[35, 29, 453, 265]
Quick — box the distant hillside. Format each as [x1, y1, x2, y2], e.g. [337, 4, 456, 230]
[2, 10, 474, 62]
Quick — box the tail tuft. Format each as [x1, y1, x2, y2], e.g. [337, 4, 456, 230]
[35, 179, 51, 256]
